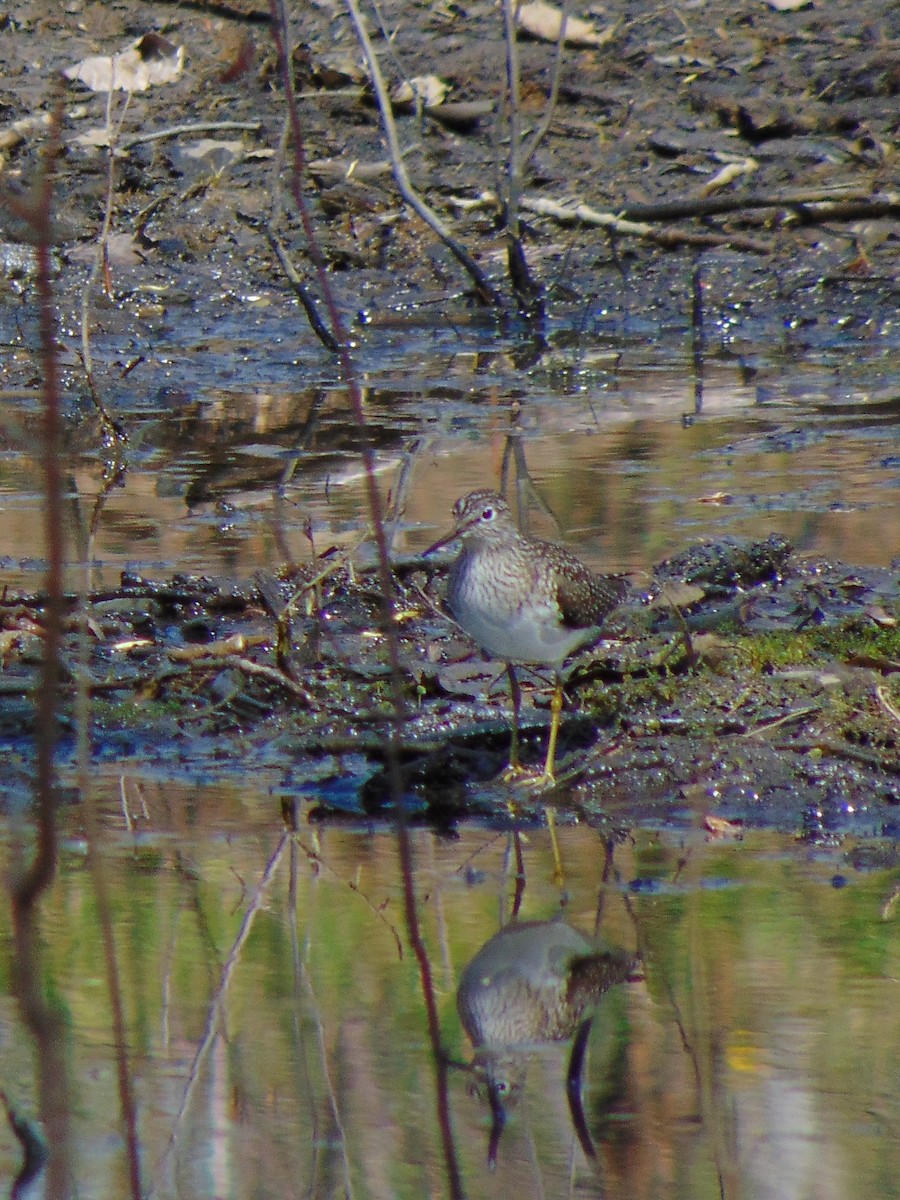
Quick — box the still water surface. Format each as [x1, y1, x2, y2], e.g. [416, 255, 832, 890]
[1, 327, 899, 591]
[1, 779, 897, 1198]
[1, 291, 899, 1196]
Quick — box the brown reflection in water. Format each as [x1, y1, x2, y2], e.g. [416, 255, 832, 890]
[3, 374, 900, 594]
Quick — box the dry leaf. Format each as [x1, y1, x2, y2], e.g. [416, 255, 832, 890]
[64, 33, 185, 93]
[72, 126, 115, 148]
[111, 638, 155, 652]
[181, 139, 245, 162]
[517, 1, 617, 47]
[648, 581, 706, 610]
[169, 634, 248, 661]
[690, 632, 734, 665]
[865, 604, 897, 628]
[704, 814, 744, 840]
[392, 75, 449, 108]
[767, 0, 811, 9]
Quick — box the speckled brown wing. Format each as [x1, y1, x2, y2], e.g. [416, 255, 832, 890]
[543, 544, 629, 629]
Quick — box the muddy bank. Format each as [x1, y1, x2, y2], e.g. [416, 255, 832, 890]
[0, 0, 897, 385]
[1, 532, 899, 838]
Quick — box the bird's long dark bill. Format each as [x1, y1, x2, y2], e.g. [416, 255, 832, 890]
[423, 529, 459, 556]
[424, 514, 482, 556]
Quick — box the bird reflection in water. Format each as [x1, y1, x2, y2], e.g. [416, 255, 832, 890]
[456, 917, 641, 1166]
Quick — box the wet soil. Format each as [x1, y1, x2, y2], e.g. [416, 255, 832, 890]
[3, 536, 900, 840]
[0, 0, 898, 835]
[0, 0, 897, 357]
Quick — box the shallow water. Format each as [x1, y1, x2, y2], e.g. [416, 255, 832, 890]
[1, 782, 897, 1199]
[1, 303, 899, 592]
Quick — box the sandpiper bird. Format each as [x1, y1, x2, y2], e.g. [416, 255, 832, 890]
[426, 490, 628, 786]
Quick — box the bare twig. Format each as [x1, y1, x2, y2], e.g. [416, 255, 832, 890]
[521, 193, 774, 253]
[264, 224, 340, 352]
[344, 0, 504, 307]
[612, 187, 900, 224]
[519, 0, 572, 169]
[875, 684, 900, 729]
[120, 120, 262, 149]
[78, 83, 131, 440]
[742, 704, 822, 737]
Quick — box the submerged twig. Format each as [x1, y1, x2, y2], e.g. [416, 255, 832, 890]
[294, 836, 404, 957]
[150, 834, 290, 1195]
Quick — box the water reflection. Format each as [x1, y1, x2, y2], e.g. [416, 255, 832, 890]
[2, 359, 900, 594]
[457, 917, 640, 1165]
[0, 783, 897, 1199]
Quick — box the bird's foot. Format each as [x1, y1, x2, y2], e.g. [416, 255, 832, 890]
[499, 764, 558, 792]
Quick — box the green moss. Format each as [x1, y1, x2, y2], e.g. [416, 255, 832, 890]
[91, 695, 183, 727]
[678, 615, 900, 675]
[807, 618, 900, 661]
[738, 630, 817, 671]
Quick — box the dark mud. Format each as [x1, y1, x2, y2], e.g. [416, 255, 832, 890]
[0, 1, 898, 835]
[3, 534, 900, 839]
[0, 0, 897, 380]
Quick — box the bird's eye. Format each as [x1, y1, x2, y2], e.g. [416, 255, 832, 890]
[481, 507, 495, 521]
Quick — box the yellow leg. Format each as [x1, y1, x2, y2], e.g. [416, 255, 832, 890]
[545, 807, 565, 886]
[499, 671, 566, 885]
[541, 676, 564, 783]
[543, 678, 565, 884]
[501, 664, 531, 782]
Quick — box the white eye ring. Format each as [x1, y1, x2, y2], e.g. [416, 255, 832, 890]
[481, 507, 495, 520]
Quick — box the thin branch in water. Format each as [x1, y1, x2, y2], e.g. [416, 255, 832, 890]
[500, 0, 542, 310]
[150, 834, 290, 1196]
[77, 81, 130, 442]
[270, 3, 467, 1194]
[2, 1091, 50, 1200]
[8, 90, 76, 1200]
[293, 836, 404, 958]
[264, 224, 340, 352]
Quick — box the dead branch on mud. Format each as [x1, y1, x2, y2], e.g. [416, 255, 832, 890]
[520, 193, 774, 253]
[612, 188, 900, 224]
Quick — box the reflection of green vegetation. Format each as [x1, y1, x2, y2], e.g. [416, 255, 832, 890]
[1, 818, 897, 1197]
[91, 695, 183, 727]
